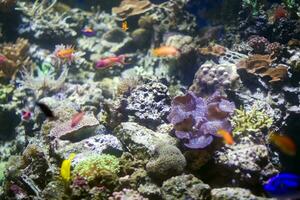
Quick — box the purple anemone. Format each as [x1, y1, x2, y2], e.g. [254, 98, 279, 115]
[167, 91, 235, 149]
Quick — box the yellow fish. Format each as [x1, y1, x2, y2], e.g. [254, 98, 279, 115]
[60, 153, 76, 182]
[122, 21, 128, 31]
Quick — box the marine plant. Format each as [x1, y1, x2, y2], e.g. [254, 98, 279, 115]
[72, 154, 120, 188]
[167, 91, 235, 149]
[0, 84, 14, 104]
[230, 104, 273, 136]
[282, 0, 297, 10]
[242, 0, 264, 16]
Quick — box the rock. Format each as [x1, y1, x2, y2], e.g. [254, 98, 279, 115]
[54, 134, 123, 161]
[121, 80, 171, 128]
[50, 113, 99, 142]
[138, 182, 162, 200]
[114, 122, 177, 158]
[161, 174, 211, 200]
[211, 187, 272, 200]
[212, 144, 278, 187]
[146, 143, 186, 182]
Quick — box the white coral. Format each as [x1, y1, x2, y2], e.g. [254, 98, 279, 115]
[16, 65, 68, 98]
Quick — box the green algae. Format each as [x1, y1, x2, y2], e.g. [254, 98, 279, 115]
[72, 154, 120, 188]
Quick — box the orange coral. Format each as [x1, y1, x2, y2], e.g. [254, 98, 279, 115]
[237, 54, 288, 83]
[0, 38, 31, 80]
[198, 44, 227, 57]
[112, 0, 153, 19]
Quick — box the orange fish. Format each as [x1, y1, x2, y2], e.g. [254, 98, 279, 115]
[55, 47, 75, 59]
[268, 132, 296, 156]
[152, 46, 180, 57]
[71, 112, 85, 127]
[217, 129, 234, 145]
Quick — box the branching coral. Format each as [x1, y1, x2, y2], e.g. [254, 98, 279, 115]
[167, 91, 235, 149]
[16, 64, 68, 98]
[230, 104, 273, 136]
[15, 0, 57, 18]
[0, 38, 31, 80]
[16, 0, 81, 40]
[72, 154, 120, 188]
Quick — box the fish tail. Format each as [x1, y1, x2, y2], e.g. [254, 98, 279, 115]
[152, 49, 158, 56]
[68, 153, 76, 161]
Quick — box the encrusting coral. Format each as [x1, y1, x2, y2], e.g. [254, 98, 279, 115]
[112, 0, 153, 20]
[237, 54, 288, 84]
[72, 154, 120, 188]
[167, 91, 235, 149]
[230, 104, 273, 137]
[0, 38, 31, 80]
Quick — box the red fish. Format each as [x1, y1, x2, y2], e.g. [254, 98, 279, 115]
[0, 55, 7, 64]
[21, 110, 32, 121]
[71, 112, 85, 127]
[217, 129, 234, 145]
[95, 55, 126, 69]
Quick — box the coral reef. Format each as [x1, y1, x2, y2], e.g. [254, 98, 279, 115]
[0, 0, 299, 199]
[146, 143, 186, 182]
[0, 38, 31, 80]
[167, 91, 235, 149]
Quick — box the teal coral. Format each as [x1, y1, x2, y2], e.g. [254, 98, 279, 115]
[0, 84, 14, 104]
[230, 105, 273, 136]
[72, 154, 120, 188]
[242, 0, 263, 15]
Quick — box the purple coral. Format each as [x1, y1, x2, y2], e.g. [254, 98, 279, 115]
[167, 91, 235, 149]
[247, 35, 270, 54]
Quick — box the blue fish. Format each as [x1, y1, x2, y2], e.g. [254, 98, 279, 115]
[264, 173, 300, 198]
[81, 27, 96, 37]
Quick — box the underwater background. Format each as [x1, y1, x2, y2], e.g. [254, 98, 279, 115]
[0, 0, 300, 199]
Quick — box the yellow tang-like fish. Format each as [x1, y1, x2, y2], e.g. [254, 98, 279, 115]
[60, 153, 76, 182]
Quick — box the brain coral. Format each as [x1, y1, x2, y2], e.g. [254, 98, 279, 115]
[189, 61, 239, 96]
[146, 143, 186, 181]
[167, 91, 235, 149]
